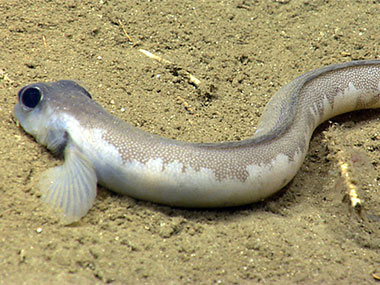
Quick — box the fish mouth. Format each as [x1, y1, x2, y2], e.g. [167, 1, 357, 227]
[14, 103, 26, 129]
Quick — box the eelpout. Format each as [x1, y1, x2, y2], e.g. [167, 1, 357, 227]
[14, 60, 380, 223]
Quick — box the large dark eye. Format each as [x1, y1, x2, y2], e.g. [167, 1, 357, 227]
[19, 86, 43, 110]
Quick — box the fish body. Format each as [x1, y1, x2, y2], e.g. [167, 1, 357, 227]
[14, 60, 380, 223]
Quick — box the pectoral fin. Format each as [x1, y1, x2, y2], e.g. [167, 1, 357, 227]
[38, 144, 97, 224]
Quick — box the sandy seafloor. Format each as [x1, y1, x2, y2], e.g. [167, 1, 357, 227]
[1, 0, 380, 284]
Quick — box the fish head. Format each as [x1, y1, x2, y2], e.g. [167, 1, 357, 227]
[14, 80, 93, 155]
